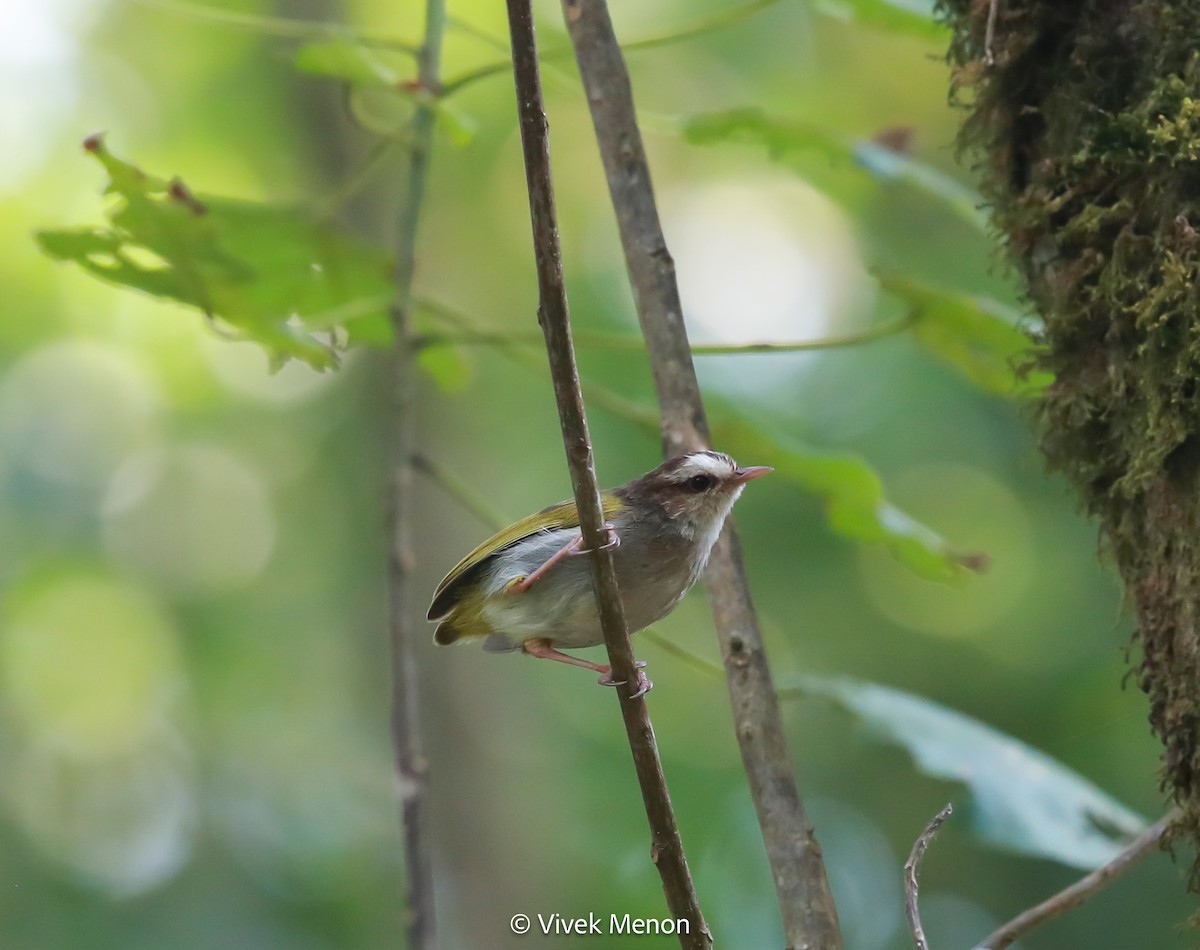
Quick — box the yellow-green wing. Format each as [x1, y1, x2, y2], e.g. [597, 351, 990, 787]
[426, 494, 623, 621]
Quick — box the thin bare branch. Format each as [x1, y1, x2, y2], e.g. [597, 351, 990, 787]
[905, 805, 954, 950]
[559, 1, 843, 946]
[413, 452, 509, 531]
[983, 0, 1000, 67]
[505, 2, 711, 946]
[414, 300, 919, 354]
[443, 0, 781, 95]
[385, 1, 445, 947]
[974, 809, 1178, 950]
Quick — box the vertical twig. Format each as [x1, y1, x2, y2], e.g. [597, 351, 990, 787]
[558, 1, 843, 946]
[973, 809, 1177, 950]
[983, 0, 1000, 67]
[904, 804, 953, 950]
[386, 1, 445, 947]
[505, 2, 712, 946]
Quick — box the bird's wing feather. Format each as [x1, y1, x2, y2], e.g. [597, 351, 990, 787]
[426, 494, 622, 621]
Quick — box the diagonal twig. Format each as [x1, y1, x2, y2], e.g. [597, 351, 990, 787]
[505, 1, 711, 946]
[905, 804, 954, 950]
[974, 809, 1178, 950]
[558, 1, 843, 946]
[384, 1, 445, 947]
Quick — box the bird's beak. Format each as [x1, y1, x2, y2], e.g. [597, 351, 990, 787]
[732, 465, 773, 484]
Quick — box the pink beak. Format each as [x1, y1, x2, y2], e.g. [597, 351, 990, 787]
[732, 465, 773, 484]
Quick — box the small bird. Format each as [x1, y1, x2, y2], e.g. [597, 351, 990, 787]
[427, 451, 771, 695]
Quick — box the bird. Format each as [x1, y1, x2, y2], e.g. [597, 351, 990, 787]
[426, 450, 771, 695]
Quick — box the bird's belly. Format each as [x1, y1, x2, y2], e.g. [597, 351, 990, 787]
[480, 531, 700, 651]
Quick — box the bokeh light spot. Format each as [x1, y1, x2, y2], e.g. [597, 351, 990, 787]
[0, 570, 184, 753]
[0, 339, 160, 487]
[858, 465, 1034, 645]
[102, 443, 276, 594]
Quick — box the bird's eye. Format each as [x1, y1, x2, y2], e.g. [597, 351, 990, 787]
[686, 474, 714, 493]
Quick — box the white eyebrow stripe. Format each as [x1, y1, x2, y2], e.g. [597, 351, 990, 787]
[672, 452, 735, 479]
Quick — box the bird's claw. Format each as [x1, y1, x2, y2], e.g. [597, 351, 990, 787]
[597, 661, 652, 698]
[569, 523, 621, 556]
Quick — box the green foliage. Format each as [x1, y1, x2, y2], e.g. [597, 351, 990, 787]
[293, 37, 402, 86]
[717, 422, 982, 581]
[685, 108, 858, 167]
[879, 274, 1051, 396]
[786, 675, 1148, 869]
[685, 108, 986, 231]
[295, 40, 475, 143]
[686, 109, 1047, 397]
[12, 2, 1189, 944]
[36, 138, 394, 369]
[813, 0, 943, 37]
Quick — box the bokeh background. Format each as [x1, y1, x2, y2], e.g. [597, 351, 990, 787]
[1, 0, 1190, 947]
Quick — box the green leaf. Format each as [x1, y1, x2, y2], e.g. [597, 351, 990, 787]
[880, 274, 1052, 396]
[684, 109, 855, 165]
[685, 109, 985, 232]
[433, 99, 477, 148]
[35, 137, 396, 369]
[293, 38, 401, 86]
[414, 303, 979, 581]
[853, 140, 987, 231]
[784, 675, 1148, 869]
[812, 0, 944, 38]
[716, 421, 981, 582]
[417, 343, 472, 392]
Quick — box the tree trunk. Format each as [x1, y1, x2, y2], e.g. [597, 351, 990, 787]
[938, 0, 1200, 887]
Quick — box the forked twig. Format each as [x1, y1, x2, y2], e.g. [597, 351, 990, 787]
[905, 804, 954, 950]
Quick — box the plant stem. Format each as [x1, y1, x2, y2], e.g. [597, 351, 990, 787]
[974, 810, 1177, 950]
[505, 1, 712, 945]
[904, 805, 954, 950]
[559, 1, 843, 946]
[385, 0, 444, 946]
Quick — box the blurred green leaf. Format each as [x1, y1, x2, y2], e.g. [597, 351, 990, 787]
[416, 299, 980, 580]
[623, 0, 786, 51]
[685, 109, 985, 231]
[417, 344, 472, 393]
[293, 38, 401, 86]
[35, 138, 395, 369]
[880, 274, 1051, 396]
[433, 99, 477, 148]
[295, 39, 473, 145]
[813, 0, 943, 38]
[853, 139, 987, 231]
[716, 422, 982, 582]
[684, 109, 854, 164]
[784, 675, 1148, 869]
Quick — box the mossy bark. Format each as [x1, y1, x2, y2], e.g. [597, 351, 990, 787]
[937, 0, 1200, 885]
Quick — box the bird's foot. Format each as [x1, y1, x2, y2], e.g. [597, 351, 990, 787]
[597, 660, 652, 698]
[568, 523, 620, 556]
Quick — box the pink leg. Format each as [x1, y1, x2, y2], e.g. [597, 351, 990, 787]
[522, 637, 611, 674]
[507, 524, 620, 595]
[521, 638, 653, 698]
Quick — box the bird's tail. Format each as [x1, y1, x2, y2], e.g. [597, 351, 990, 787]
[432, 620, 462, 645]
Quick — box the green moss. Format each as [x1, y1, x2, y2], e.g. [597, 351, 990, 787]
[939, 0, 1200, 890]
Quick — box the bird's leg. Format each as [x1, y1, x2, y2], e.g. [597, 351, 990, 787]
[506, 523, 620, 595]
[522, 637, 611, 673]
[521, 638, 653, 698]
